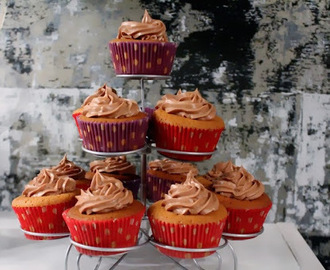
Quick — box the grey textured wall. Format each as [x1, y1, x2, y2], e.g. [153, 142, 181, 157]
[0, 0, 329, 266]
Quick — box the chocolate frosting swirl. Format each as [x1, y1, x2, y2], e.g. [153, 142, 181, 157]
[82, 84, 117, 107]
[82, 86, 140, 118]
[75, 171, 133, 215]
[155, 89, 216, 120]
[162, 171, 219, 215]
[90, 156, 136, 175]
[22, 169, 76, 197]
[51, 154, 85, 180]
[117, 10, 168, 42]
[148, 158, 198, 176]
[205, 161, 236, 180]
[208, 161, 265, 200]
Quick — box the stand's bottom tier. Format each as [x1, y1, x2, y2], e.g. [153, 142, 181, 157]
[0, 211, 307, 270]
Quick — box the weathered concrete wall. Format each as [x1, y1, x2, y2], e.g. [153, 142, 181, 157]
[0, 0, 329, 265]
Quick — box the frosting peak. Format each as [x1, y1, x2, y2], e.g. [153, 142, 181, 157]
[82, 84, 117, 107]
[22, 169, 76, 197]
[208, 161, 264, 200]
[75, 171, 133, 215]
[117, 10, 168, 42]
[51, 154, 85, 179]
[206, 161, 236, 179]
[82, 86, 140, 118]
[162, 171, 219, 215]
[155, 89, 216, 120]
[89, 156, 136, 175]
[148, 159, 198, 175]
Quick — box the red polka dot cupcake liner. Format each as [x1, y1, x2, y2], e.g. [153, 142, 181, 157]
[223, 204, 272, 240]
[109, 41, 177, 75]
[62, 208, 145, 256]
[72, 111, 83, 138]
[146, 173, 175, 202]
[77, 116, 149, 152]
[154, 122, 224, 161]
[148, 218, 227, 259]
[12, 201, 76, 240]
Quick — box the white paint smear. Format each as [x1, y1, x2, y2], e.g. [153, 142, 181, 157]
[0, 1, 7, 30]
[296, 93, 329, 186]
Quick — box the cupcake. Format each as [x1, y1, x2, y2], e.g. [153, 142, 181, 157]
[72, 84, 117, 138]
[147, 171, 227, 259]
[109, 10, 177, 75]
[77, 86, 149, 153]
[153, 89, 225, 161]
[62, 171, 145, 256]
[147, 158, 212, 202]
[85, 156, 140, 199]
[51, 154, 90, 190]
[11, 169, 79, 240]
[206, 161, 272, 238]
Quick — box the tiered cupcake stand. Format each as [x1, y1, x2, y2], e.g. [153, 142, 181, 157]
[60, 75, 264, 270]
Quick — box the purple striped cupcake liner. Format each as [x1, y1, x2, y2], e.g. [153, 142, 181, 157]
[121, 177, 141, 199]
[109, 41, 177, 75]
[77, 116, 149, 152]
[146, 173, 177, 202]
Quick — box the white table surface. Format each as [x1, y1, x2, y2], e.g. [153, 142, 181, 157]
[0, 211, 325, 270]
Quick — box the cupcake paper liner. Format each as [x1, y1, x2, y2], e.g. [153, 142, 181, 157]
[148, 217, 227, 259]
[109, 41, 177, 75]
[154, 122, 224, 161]
[75, 181, 91, 191]
[144, 107, 155, 141]
[77, 116, 149, 152]
[62, 207, 145, 256]
[146, 173, 176, 202]
[223, 204, 272, 240]
[121, 178, 141, 199]
[12, 200, 76, 240]
[72, 112, 83, 138]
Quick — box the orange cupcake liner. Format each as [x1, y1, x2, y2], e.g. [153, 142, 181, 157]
[62, 207, 145, 256]
[223, 203, 272, 240]
[72, 111, 83, 138]
[109, 41, 177, 75]
[148, 217, 227, 259]
[12, 200, 76, 240]
[154, 122, 224, 161]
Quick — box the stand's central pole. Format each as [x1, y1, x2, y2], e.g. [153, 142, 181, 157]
[140, 78, 145, 111]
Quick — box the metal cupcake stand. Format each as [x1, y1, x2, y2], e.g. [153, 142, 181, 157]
[22, 75, 264, 270]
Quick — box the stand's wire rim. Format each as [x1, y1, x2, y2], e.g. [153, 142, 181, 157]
[222, 226, 264, 239]
[116, 74, 171, 80]
[70, 233, 150, 252]
[21, 228, 70, 237]
[149, 237, 228, 252]
[147, 142, 217, 156]
[81, 145, 147, 156]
